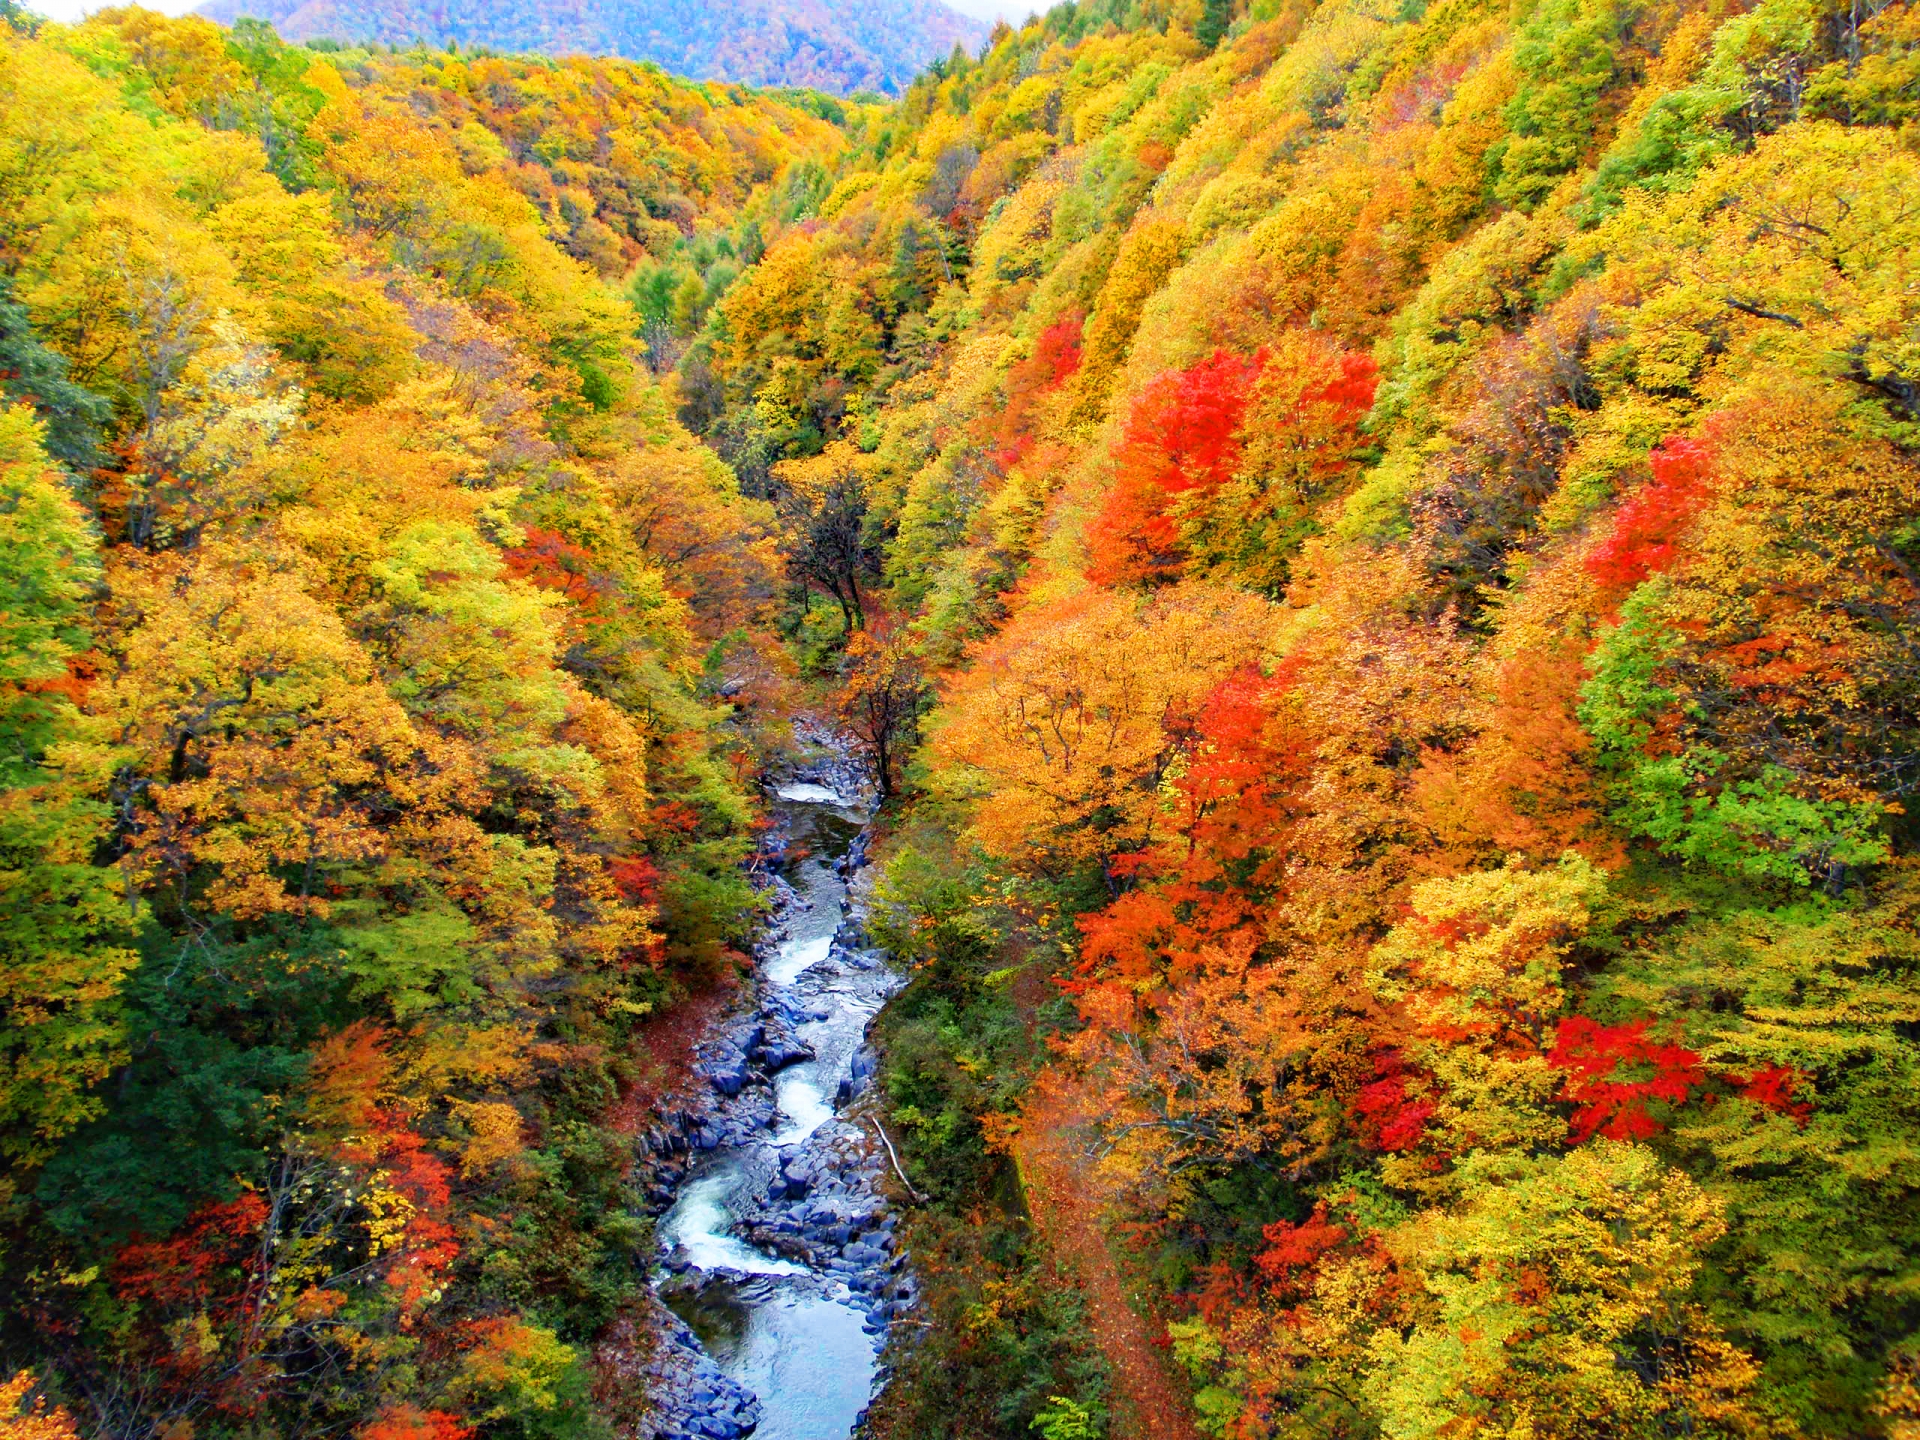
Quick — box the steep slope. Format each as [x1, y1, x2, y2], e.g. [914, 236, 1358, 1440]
[5, 0, 1920, 1436]
[663, 0, 1920, 1436]
[0, 9, 844, 1435]
[197, 0, 990, 94]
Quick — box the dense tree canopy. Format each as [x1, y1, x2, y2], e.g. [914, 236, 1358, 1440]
[4, 0, 1920, 1435]
[661, 0, 1920, 1436]
[0, 7, 834, 1435]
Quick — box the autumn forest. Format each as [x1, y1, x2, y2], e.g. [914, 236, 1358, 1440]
[0, 0, 1917, 1436]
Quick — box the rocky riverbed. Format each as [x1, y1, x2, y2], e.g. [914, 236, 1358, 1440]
[634, 730, 914, 1440]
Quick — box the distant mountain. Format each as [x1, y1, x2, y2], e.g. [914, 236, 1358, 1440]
[194, 0, 990, 94]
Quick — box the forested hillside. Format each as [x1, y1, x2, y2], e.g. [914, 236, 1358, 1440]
[194, 0, 990, 97]
[0, 8, 845, 1436]
[648, 0, 1920, 1436]
[2, 0, 1919, 1437]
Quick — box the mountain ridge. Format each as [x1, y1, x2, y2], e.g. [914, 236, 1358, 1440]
[195, 0, 992, 94]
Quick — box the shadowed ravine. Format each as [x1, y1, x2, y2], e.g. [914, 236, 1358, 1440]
[642, 744, 914, 1439]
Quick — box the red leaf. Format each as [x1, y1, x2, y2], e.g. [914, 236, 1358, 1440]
[358, 1405, 472, 1440]
[1549, 1016, 1706, 1142]
[1086, 347, 1267, 585]
[1728, 1063, 1813, 1124]
[1352, 1050, 1436, 1153]
[1256, 1204, 1347, 1298]
[1585, 437, 1714, 598]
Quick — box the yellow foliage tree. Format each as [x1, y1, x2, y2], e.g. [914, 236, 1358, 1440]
[933, 581, 1273, 870]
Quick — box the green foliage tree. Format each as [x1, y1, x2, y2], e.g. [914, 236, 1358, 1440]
[0, 409, 134, 1199]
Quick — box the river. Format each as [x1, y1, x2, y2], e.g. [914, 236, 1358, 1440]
[644, 759, 912, 1440]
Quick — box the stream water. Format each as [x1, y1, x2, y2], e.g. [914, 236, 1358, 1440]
[648, 769, 908, 1440]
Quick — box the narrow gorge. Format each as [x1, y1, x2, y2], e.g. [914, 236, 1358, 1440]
[639, 734, 913, 1440]
[1, 2, 1917, 1438]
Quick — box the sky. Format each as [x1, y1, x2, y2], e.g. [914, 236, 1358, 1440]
[943, 0, 1032, 20]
